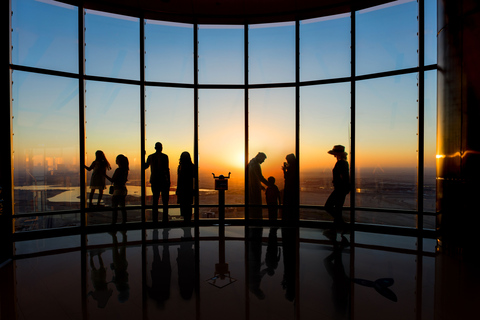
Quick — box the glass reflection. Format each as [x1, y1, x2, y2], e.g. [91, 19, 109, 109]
[424, 70, 437, 221]
[249, 22, 295, 84]
[6, 227, 439, 319]
[355, 73, 418, 218]
[198, 89, 245, 212]
[424, 0, 438, 66]
[12, 71, 80, 217]
[85, 81, 141, 212]
[356, 0, 418, 75]
[299, 83, 351, 219]
[11, 0, 78, 73]
[145, 20, 194, 84]
[85, 10, 140, 80]
[198, 25, 244, 84]
[300, 13, 351, 81]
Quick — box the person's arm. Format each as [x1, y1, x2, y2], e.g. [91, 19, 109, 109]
[143, 154, 150, 170]
[85, 161, 95, 171]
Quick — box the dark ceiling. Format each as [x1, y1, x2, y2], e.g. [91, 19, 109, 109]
[57, 0, 394, 24]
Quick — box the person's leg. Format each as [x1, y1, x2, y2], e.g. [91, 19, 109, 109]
[97, 189, 104, 206]
[151, 185, 160, 223]
[89, 189, 95, 207]
[120, 196, 127, 224]
[161, 188, 169, 223]
[111, 195, 120, 224]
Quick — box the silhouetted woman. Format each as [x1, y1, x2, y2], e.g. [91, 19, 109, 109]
[106, 154, 129, 224]
[282, 153, 299, 221]
[325, 145, 350, 231]
[176, 152, 195, 223]
[85, 150, 111, 207]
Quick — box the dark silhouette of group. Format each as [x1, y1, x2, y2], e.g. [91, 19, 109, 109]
[85, 143, 350, 229]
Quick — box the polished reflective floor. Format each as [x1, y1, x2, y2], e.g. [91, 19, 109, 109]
[1, 226, 478, 320]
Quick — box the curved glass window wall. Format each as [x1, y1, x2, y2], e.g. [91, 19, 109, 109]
[8, 0, 438, 236]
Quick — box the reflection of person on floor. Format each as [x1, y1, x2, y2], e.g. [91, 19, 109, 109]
[144, 142, 170, 223]
[265, 177, 281, 221]
[110, 230, 129, 303]
[325, 145, 350, 232]
[248, 227, 265, 299]
[324, 237, 350, 317]
[106, 155, 129, 224]
[281, 227, 296, 302]
[88, 249, 113, 308]
[176, 152, 195, 223]
[282, 153, 299, 221]
[262, 227, 281, 276]
[85, 150, 111, 207]
[147, 229, 171, 308]
[177, 227, 195, 300]
[248, 153, 268, 219]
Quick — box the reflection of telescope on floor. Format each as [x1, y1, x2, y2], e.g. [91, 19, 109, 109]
[212, 172, 231, 224]
[205, 182, 237, 289]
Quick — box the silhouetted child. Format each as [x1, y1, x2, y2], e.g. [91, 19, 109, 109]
[85, 150, 111, 207]
[265, 176, 281, 221]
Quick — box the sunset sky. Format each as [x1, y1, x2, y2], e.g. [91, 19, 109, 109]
[11, 0, 437, 190]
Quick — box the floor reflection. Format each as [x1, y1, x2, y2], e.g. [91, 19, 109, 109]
[3, 226, 477, 319]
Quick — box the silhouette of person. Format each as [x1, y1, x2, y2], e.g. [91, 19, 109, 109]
[281, 227, 297, 302]
[110, 230, 129, 303]
[146, 229, 171, 308]
[282, 153, 299, 222]
[248, 152, 268, 219]
[177, 227, 195, 300]
[144, 142, 170, 223]
[85, 150, 111, 207]
[324, 236, 350, 317]
[176, 152, 195, 223]
[262, 227, 281, 276]
[248, 227, 265, 299]
[325, 145, 350, 232]
[265, 176, 281, 221]
[88, 249, 113, 308]
[106, 154, 129, 224]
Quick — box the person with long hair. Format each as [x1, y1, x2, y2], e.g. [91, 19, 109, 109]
[106, 154, 129, 224]
[176, 152, 195, 223]
[282, 153, 299, 221]
[85, 150, 111, 207]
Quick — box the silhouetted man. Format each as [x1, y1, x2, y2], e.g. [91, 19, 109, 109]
[248, 152, 268, 219]
[144, 142, 170, 223]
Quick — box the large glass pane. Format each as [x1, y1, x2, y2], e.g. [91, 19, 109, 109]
[249, 22, 295, 84]
[12, 71, 80, 215]
[145, 86, 194, 220]
[299, 83, 351, 220]
[198, 89, 244, 212]
[198, 25, 244, 84]
[85, 81, 141, 210]
[145, 20, 194, 84]
[85, 10, 140, 80]
[356, 0, 418, 75]
[424, 0, 438, 66]
[355, 73, 418, 219]
[249, 87, 295, 219]
[424, 70, 437, 226]
[300, 13, 351, 81]
[11, 0, 78, 73]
